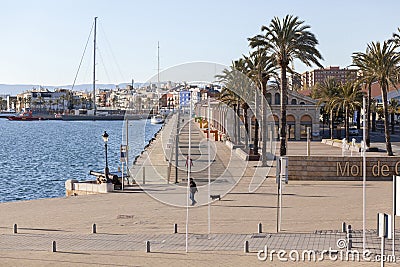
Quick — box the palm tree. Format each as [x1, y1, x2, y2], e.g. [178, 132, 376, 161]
[315, 78, 340, 139]
[329, 81, 363, 142]
[353, 41, 400, 156]
[244, 48, 277, 165]
[249, 14, 323, 156]
[216, 61, 248, 145]
[218, 86, 241, 143]
[353, 50, 376, 147]
[388, 98, 399, 134]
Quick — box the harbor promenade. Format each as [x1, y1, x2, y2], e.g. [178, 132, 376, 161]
[0, 114, 397, 266]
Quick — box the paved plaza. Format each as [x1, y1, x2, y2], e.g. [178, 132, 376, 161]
[1, 114, 399, 266]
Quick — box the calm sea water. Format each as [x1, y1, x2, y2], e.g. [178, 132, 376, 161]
[0, 119, 162, 203]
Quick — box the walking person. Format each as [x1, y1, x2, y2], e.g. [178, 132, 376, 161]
[189, 178, 198, 206]
[185, 155, 193, 173]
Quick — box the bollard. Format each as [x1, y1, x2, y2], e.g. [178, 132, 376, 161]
[244, 240, 249, 253]
[174, 223, 178, 234]
[13, 224, 17, 234]
[92, 223, 97, 234]
[346, 224, 352, 250]
[258, 223, 262, 234]
[146, 241, 151, 253]
[342, 222, 347, 233]
[347, 224, 352, 233]
[347, 233, 353, 250]
[52, 241, 56, 252]
[143, 167, 146, 185]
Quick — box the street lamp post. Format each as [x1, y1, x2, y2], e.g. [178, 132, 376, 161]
[102, 131, 109, 182]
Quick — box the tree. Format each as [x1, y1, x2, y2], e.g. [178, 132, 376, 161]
[353, 50, 376, 147]
[249, 14, 323, 156]
[315, 78, 340, 139]
[353, 41, 400, 156]
[216, 61, 247, 145]
[244, 48, 277, 165]
[329, 81, 363, 142]
[388, 98, 399, 134]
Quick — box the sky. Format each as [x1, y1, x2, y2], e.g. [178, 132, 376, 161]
[1, 0, 400, 87]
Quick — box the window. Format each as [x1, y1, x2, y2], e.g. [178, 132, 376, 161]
[266, 93, 272, 104]
[291, 99, 297, 105]
[275, 93, 280, 105]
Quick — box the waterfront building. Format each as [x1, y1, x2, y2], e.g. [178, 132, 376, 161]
[195, 86, 320, 141]
[16, 88, 70, 112]
[301, 66, 358, 89]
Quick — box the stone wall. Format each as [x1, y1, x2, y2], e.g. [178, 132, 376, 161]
[288, 156, 400, 181]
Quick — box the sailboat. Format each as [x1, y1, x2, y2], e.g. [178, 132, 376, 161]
[150, 42, 165, 125]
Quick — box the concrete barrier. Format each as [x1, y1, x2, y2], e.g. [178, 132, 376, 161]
[235, 148, 249, 161]
[65, 180, 114, 196]
[287, 156, 400, 181]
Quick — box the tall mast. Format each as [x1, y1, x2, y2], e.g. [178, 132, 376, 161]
[93, 17, 97, 115]
[157, 41, 160, 112]
[157, 41, 160, 87]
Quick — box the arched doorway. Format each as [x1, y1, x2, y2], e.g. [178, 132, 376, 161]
[300, 114, 312, 139]
[273, 114, 279, 140]
[287, 114, 296, 140]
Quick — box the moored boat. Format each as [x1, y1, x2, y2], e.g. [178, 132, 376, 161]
[150, 114, 164, 124]
[8, 111, 45, 121]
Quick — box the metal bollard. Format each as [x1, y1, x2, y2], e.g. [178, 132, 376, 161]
[347, 233, 353, 250]
[174, 223, 178, 234]
[146, 240, 151, 253]
[347, 224, 352, 233]
[52, 241, 56, 252]
[92, 223, 97, 234]
[244, 240, 249, 253]
[342, 222, 347, 233]
[13, 224, 17, 234]
[258, 223, 262, 234]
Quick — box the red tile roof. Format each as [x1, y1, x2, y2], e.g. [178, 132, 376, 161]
[370, 82, 399, 98]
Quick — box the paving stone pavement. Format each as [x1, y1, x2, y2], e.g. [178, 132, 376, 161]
[0, 230, 397, 255]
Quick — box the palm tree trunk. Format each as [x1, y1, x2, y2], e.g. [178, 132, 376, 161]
[243, 105, 249, 149]
[356, 107, 361, 129]
[382, 86, 393, 156]
[345, 107, 349, 142]
[330, 109, 334, 139]
[279, 65, 288, 156]
[254, 118, 259, 155]
[262, 82, 268, 166]
[243, 105, 249, 133]
[237, 100, 241, 144]
[366, 86, 371, 147]
[233, 104, 237, 144]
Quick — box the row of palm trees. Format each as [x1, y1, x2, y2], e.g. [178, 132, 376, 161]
[218, 14, 323, 158]
[352, 39, 400, 156]
[315, 78, 363, 143]
[218, 15, 400, 157]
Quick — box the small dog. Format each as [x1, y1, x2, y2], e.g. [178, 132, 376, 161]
[210, 194, 221, 200]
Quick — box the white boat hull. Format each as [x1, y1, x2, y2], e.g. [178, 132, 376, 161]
[150, 116, 164, 124]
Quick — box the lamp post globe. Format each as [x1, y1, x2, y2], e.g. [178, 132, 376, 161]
[102, 131, 109, 181]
